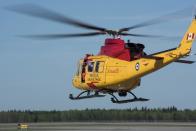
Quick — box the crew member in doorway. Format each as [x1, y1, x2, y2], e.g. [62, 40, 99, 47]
[81, 54, 91, 83]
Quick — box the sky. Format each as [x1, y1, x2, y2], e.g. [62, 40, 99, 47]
[0, 0, 196, 111]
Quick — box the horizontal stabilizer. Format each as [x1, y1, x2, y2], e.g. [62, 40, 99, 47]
[175, 59, 195, 64]
[185, 53, 196, 57]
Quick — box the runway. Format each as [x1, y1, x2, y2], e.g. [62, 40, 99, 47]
[0, 122, 196, 131]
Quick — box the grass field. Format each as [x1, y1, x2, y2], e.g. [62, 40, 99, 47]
[0, 122, 196, 131]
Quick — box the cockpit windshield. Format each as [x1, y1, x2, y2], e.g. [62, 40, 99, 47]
[76, 62, 82, 76]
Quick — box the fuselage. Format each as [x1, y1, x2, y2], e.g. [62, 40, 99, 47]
[72, 47, 182, 92]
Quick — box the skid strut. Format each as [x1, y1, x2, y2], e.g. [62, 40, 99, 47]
[110, 91, 149, 104]
[69, 90, 105, 100]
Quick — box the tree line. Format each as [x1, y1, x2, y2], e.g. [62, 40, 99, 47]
[1, 107, 196, 123]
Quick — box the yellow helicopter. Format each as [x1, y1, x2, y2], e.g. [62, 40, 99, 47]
[7, 4, 196, 103]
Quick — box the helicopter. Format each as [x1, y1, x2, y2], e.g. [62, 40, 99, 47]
[7, 4, 196, 104]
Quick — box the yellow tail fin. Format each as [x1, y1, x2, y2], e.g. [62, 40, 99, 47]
[178, 16, 196, 55]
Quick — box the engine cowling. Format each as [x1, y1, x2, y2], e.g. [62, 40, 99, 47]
[99, 38, 130, 61]
[99, 38, 146, 61]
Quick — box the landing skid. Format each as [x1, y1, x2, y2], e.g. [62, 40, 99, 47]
[109, 91, 149, 104]
[69, 90, 149, 104]
[111, 97, 149, 104]
[69, 91, 105, 100]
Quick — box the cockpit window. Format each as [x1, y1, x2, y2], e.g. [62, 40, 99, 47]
[95, 61, 104, 73]
[87, 62, 94, 72]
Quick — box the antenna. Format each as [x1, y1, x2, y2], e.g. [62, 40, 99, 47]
[194, 5, 196, 19]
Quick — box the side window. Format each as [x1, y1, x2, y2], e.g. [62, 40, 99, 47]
[87, 62, 94, 72]
[95, 61, 104, 73]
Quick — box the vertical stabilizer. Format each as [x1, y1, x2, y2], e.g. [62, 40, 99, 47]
[178, 16, 196, 55]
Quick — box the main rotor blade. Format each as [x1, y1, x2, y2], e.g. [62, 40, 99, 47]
[6, 3, 107, 32]
[121, 33, 180, 40]
[119, 7, 192, 32]
[20, 32, 106, 39]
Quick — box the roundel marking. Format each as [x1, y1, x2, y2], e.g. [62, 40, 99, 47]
[135, 62, 140, 71]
